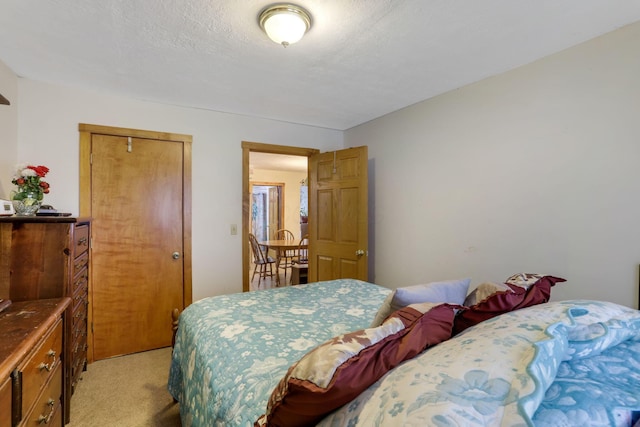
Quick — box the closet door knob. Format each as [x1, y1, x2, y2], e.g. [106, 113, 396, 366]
[172, 252, 180, 260]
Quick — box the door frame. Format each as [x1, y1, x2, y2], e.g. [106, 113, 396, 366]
[242, 141, 319, 292]
[79, 123, 192, 362]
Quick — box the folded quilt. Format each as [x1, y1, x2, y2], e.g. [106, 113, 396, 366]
[319, 300, 640, 427]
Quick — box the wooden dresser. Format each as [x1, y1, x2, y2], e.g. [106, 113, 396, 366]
[0, 217, 91, 423]
[0, 298, 70, 427]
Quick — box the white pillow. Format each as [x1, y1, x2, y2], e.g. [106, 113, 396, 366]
[370, 278, 471, 327]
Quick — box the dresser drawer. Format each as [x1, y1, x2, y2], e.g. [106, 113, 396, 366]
[71, 334, 88, 362]
[71, 316, 87, 363]
[18, 319, 62, 417]
[71, 272, 88, 310]
[70, 351, 86, 393]
[72, 251, 89, 278]
[48, 399, 62, 427]
[0, 377, 10, 427]
[72, 224, 89, 257]
[21, 362, 62, 427]
[70, 343, 87, 394]
[72, 303, 87, 339]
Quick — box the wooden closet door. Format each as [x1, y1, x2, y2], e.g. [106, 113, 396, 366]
[90, 133, 185, 359]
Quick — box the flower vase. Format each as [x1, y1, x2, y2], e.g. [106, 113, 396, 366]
[11, 191, 42, 216]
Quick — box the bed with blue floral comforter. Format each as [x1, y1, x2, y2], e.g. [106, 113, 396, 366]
[168, 279, 640, 427]
[168, 279, 390, 427]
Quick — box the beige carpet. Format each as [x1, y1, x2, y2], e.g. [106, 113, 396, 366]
[68, 347, 181, 427]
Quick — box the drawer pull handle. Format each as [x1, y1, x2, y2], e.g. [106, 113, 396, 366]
[38, 362, 52, 372]
[37, 399, 56, 424]
[46, 350, 56, 358]
[78, 237, 88, 246]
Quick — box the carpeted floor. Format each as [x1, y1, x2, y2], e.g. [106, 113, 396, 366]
[68, 347, 181, 427]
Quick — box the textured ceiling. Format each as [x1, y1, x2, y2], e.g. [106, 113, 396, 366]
[1, 1, 639, 130]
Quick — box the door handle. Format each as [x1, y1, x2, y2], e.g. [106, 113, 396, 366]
[172, 252, 180, 260]
[355, 249, 366, 257]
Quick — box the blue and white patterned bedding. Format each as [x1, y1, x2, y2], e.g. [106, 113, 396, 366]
[319, 299, 640, 427]
[168, 279, 640, 427]
[168, 279, 390, 427]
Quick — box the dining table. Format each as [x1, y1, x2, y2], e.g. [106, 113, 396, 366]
[259, 239, 308, 286]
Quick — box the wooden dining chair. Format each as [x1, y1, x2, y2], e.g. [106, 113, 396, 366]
[249, 233, 276, 287]
[291, 234, 309, 285]
[291, 234, 309, 264]
[275, 228, 295, 282]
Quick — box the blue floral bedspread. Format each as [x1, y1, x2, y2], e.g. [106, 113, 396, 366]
[169, 283, 640, 427]
[319, 299, 640, 427]
[168, 279, 390, 427]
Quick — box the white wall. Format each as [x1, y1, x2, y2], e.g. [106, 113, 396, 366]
[10, 79, 343, 300]
[346, 22, 640, 308]
[0, 59, 18, 199]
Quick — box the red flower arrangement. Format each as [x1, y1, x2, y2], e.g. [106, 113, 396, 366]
[11, 163, 51, 202]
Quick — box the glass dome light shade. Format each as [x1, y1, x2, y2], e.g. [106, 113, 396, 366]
[259, 4, 311, 47]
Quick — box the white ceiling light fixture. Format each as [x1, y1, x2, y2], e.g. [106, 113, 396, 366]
[259, 4, 312, 47]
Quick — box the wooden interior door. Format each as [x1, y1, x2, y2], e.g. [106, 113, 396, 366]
[79, 124, 192, 361]
[268, 187, 280, 239]
[308, 146, 368, 282]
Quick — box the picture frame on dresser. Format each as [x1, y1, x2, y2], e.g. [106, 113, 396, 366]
[0, 217, 91, 425]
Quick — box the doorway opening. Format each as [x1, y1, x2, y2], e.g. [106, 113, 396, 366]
[242, 141, 319, 292]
